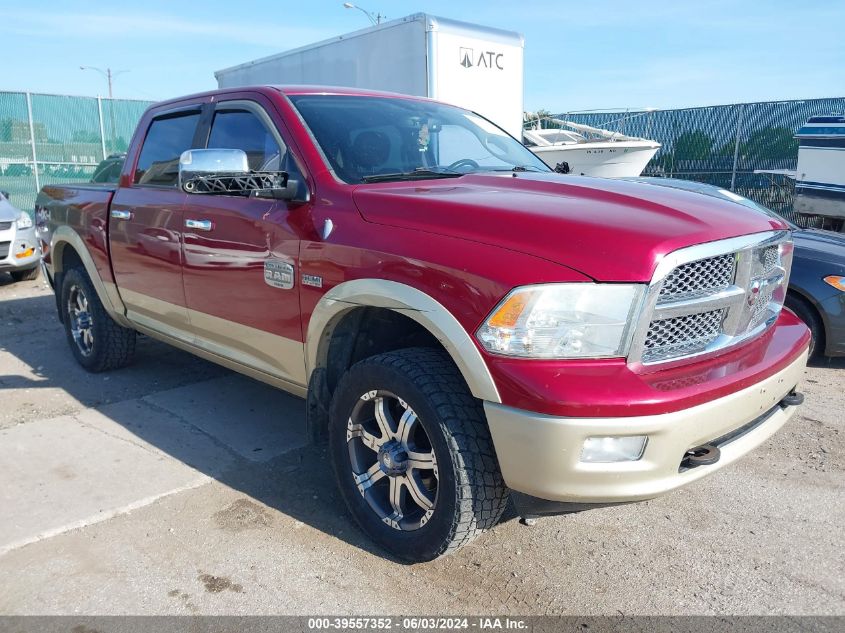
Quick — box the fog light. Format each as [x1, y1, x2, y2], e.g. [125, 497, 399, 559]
[15, 247, 35, 259]
[580, 436, 648, 463]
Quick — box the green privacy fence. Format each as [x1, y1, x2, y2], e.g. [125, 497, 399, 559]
[0, 91, 153, 212]
[4, 90, 844, 223]
[560, 97, 845, 226]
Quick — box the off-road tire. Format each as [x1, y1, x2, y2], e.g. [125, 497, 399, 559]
[60, 266, 136, 372]
[329, 347, 508, 562]
[785, 293, 823, 358]
[10, 266, 39, 282]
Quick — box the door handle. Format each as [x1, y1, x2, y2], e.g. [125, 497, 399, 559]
[185, 219, 213, 231]
[111, 209, 132, 220]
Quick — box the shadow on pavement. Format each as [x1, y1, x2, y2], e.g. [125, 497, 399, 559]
[0, 292, 404, 562]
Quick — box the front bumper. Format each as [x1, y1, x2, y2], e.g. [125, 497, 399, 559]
[0, 224, 40, 271]
[485, 347, 808, 504]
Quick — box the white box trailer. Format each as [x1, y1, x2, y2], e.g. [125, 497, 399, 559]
[214, 13, 525, 139]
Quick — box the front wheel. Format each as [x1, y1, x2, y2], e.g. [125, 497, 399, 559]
[329, 347, 507, 562]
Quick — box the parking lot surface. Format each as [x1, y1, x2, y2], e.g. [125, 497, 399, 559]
[1, 274, 843, 615]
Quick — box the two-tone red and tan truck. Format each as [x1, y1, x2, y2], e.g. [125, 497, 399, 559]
[36, 86, 809, 562]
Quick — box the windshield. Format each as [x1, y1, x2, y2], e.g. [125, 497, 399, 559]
[288, 95, 550, 184]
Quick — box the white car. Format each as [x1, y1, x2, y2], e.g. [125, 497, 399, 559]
[0, 190, 40, 282]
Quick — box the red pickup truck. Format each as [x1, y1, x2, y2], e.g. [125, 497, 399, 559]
[36, 86, 809, 562]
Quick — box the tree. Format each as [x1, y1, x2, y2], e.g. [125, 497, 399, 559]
[673, 130, 714, 161]
[740, 126, 798, 160]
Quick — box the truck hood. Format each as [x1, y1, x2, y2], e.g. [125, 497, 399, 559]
[352, 173, 787, 282]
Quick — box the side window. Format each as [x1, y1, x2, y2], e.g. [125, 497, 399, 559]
[134, 112, 200, 187]
[207, 109, 285, 171]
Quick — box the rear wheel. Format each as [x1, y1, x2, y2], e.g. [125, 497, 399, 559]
[10, 266, 39, 282]
[329, 347, 507, 562]
[60, 267, 136, 372]
[785, 293, 824, 358]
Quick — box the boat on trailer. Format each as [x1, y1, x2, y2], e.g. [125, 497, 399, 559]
[794, 115, 845, 225]
[523, 118, 660, 178]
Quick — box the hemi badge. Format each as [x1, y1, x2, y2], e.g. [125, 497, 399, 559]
[302, 274, 323, 288]
[264, 260, 294, 289]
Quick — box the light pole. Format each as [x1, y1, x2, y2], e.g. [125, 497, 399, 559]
[79, 66, 129, 99]
[342, 2, 384, 25]
[80, 66, 129, 154]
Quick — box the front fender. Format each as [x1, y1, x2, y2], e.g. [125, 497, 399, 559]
[306, 279, 500, 403]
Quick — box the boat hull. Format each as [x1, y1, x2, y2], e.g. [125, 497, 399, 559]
[529, 142, 660, 178]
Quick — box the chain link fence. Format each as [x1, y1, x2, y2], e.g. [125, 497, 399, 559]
[562, 97, 845, 227]
[3, 91, 844, 226]
[0, 91, 152, 213]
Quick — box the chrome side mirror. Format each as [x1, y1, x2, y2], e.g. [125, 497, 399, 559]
[178, 148, 302, 201]
[179, 149, 249, 191]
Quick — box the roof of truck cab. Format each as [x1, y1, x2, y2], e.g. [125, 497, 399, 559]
[148, 85, 434, 110]
[273, 85, 435, 99]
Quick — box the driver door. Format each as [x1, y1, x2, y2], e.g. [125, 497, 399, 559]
[180, 97, 309, 389]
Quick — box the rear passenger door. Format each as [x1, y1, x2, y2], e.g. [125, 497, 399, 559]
[180, 98, 309, 388]
[109, 107, 201, 339]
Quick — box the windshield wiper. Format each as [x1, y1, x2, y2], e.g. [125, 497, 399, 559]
[361, 168, 464, 183]
[479, 165, 547, 174]
[509, 165, 546, 172]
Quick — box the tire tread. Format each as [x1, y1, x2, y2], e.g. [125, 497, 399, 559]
[10, 266, 40, 282]
[62, 266, 136, 372]
[338, 347, 508, 559]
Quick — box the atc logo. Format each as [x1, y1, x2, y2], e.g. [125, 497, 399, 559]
[458, 47, 504, 70]
[459, 47, 473, 68]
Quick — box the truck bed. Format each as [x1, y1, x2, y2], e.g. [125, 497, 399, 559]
[37, 183, 117, 288]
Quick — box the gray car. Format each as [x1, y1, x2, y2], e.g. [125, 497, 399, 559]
[0, 191, 40, 282]
[627, 177, 845, 358]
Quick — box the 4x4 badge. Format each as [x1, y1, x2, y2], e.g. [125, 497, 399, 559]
[264, 260, 294, 289]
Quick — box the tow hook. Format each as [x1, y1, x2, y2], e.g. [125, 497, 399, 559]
[681, 444, 721, 469]
[781, 390, 804, 406]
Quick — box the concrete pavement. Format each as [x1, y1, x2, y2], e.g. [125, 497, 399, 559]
[1, 273, 843, 615]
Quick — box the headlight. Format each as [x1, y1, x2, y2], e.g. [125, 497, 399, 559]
[476, 283, 645, 358]
[16, 212, 33, 229]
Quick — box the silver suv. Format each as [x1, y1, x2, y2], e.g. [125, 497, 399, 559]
[0, 191, 40, 282]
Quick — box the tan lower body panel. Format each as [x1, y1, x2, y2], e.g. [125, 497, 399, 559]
[484, 348, 808, 503]
[132, 322, 307, 398]
[120, 288, 307, 394]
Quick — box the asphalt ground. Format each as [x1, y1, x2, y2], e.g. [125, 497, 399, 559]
[1, 272, 843, 615]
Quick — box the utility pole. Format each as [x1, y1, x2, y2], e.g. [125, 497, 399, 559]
[79, 66, 129, 99]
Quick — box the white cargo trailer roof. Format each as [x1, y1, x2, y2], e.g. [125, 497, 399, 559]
[215, 13, 525, 137]
[214, 13, 523, 79]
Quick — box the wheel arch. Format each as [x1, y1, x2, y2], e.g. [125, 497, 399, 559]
[306, 279, 500, 404]
[51, 226, 131, 327]
[786, 287, 829, 353]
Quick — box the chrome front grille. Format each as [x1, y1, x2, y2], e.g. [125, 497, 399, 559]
[760, 245, 778, 275]
[0, 221, 12, 231]
[643, 309, 726, 363]
[658, 253, 735, 301]
[629, 231, 792, 366]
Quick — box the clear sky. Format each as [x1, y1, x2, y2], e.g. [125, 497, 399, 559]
[3, 0, 843, 112]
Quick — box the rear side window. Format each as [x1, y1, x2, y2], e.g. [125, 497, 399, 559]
[207, 109, 284, 171]
[134, 112, 200, 187]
